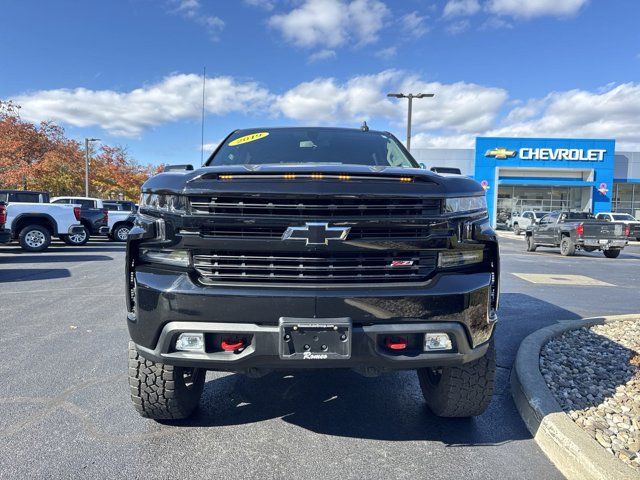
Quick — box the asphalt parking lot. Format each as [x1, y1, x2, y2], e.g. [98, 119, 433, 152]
[2, 235, 639, 479]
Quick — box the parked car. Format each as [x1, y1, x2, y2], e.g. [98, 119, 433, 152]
[101, 201, 136, 242]
[525, 211, 628, 257]
[126, 126, 500, 420]
[50, 196, 109, 245]
[595, 212, 640, 241]
[0, 201, 84, 251]
[509, 211, 549, 235]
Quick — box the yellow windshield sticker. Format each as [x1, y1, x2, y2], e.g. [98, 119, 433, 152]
[228, 132, 269, 146]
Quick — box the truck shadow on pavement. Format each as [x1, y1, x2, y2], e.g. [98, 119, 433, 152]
[161, 293, 583, 445]
[0, 254, 113, 264]
[0, 268, 71, 283]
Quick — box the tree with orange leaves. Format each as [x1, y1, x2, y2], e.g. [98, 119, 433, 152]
[0, 100, 161, 200]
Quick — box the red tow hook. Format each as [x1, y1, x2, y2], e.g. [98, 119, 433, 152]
[385, 336, 408, 351]
[221, 338, 245, 351]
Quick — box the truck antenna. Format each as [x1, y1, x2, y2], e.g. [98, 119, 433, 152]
[200, 66, 206, 166]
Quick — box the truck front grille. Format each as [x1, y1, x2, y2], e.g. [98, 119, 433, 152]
[195, 225, 431, 240]
[192, 251, 437, 284]
[189, 196, 441, 218]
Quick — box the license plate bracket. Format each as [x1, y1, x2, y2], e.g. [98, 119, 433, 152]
[279, 317, 352, 360]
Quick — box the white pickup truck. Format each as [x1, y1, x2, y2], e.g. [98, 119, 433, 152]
[509, 211, 549, 235]
[51, 196, 133, 241]
[0, 201, 85, 251]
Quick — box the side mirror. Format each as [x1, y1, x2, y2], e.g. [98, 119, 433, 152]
[164, 164, 194, 172]
[419, 162, 427, 170]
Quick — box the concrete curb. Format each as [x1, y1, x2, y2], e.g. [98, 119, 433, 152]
[510, 313, 640, 480]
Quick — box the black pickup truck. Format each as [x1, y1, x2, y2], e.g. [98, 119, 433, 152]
[525, 211, 628, 257]
[126, 127, 499, 420]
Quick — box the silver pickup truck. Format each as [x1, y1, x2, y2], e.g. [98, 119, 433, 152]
[525, 211, 628, 258]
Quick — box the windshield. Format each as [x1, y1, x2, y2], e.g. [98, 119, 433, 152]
[612, 214, 636, 221]
[207, 128, 418, 168]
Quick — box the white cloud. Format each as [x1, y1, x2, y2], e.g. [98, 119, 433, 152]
[443, 0, 480, 17]
[13, 74, 273, 137]
[268, 0, 389, 49]
[408, 82, 640, 151]
[201, 142, 218, 152]
[400, 11, 429, 38]
[375, 46, 397, 59]
[274, 70, 508, 135]
[488, 83, 640, 149]
[308, 49, 337, 63]
[13, 71, 640, 151]
[170, 0, 225, 40]
[486, 0, 589, 18]
[446, 19, 470, 34]
[243, 0, 276, 10]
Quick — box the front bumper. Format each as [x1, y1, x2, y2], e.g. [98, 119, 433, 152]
[128, 266, 497, 371]
[133, 319, 492, 373]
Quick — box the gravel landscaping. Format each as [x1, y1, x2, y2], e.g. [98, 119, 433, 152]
[540, 318, 640, 471]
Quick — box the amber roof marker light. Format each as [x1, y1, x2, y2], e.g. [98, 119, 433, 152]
[387, 93, 435, 151]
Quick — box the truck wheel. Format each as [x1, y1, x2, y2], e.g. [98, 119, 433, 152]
[19, 225, 51, 252]
[128, 341, 204, 420]
[513, 223, 521, 235]
[603, 249, 621, 258]
[61, 226, 89, 246]
[525, 235, 537, 252]
[112, 223, 131, 242]
[417, 340, 495, 418]
[560, 236, 575, 256]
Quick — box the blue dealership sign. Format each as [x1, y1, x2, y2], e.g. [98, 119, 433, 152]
[474, 137, 615, 225]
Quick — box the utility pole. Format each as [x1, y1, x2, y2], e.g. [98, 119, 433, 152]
[84, 138, 100, 197]
[386, 93, 435, 151]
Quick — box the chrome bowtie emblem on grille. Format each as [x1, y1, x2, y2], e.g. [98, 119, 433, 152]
[282, 222, 351, 245]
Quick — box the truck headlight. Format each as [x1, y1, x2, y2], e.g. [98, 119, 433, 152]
[438, 250, 484, 268]
[445, 196, 487, 215]
[140, 193, 188, 214]
[139, 248, 190, 267]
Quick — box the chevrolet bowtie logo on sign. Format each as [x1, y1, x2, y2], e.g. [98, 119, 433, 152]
[485, 147, 517, 159]
[282, 222, 351, 245]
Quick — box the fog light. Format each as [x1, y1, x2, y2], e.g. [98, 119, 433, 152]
[438, 250, 483, 268]
[424, 333, 452, 351]
[175, 333, 204, 352]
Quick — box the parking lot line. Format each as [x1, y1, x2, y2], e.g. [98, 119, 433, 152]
[511, 273, 615, 286]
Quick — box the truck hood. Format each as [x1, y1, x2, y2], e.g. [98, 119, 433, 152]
[142, 164, 484, 197]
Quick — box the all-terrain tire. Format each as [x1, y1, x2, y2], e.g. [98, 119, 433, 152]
[525, 235, 537, 252]
[417, 340, 495, 417]
[603, 249, 621, 258]
[560, 236, 575, 256]
[18, 224, 51, 252]
[128, 341, 205, 420]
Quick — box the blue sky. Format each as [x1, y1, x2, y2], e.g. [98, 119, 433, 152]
[2, 0, 639, 167]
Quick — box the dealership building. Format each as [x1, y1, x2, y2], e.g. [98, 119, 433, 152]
[412, 137, 640, 227]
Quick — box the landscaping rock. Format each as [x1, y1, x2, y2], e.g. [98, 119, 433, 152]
[540, 318, 640, 472]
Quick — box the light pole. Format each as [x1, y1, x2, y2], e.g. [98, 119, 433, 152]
[387, 93, 434, 151]
[84, 138, 100, 197]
